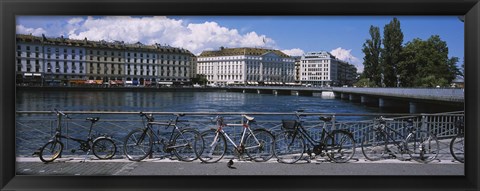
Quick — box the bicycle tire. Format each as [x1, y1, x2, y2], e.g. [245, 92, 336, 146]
[405, 130, 439, 163]
[172, 129, 200, 162]
[450, 133, 464, 163]
[92, 137, 117, 159]
[274, 130, 305, 164]
[245, 129, 275, 162]
[194, 129, 227, 163]
[361, 130, 388, 161]
[324, 130, 356, 163]
[39, 140, 64, 163]
[123, 128, 153, 161]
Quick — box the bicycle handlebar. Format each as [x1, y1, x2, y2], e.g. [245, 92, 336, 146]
[376, 116, 394, 121]
[53, 109, 71, 119]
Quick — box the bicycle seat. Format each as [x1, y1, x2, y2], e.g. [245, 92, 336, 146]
[86, 117, 100, 123]
[319, 116, 332, 122]
[243, 115, 255, 121]
[176, 113, 186, 117]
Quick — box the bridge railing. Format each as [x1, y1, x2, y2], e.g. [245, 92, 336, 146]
[15, 111, 464, 159]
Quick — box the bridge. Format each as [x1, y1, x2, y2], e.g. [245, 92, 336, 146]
[225, 86, 465, 113]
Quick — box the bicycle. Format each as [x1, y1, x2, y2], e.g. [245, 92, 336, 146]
[450, 119, 464, 163]
[361, 116, 440, 163]
[194, 115, 275, 163]
[38, 109, 117, 163]
[274, 111, 356, 164]
[123, 112, 200, 162]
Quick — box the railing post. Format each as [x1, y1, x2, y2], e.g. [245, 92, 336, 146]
[331, 115, 336, 131]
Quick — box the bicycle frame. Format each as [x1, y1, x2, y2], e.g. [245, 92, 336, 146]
[291, 113, 336, 147]
[374, 119, 417, 153]
[51, 111, 94, 149]
[295, 122, 330, 146]
[139, 114, 190, 150]
[211, 115, 262, 152]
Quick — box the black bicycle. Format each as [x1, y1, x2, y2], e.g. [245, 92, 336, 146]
[361, 116, 439, 163]
[123, 112, 201, 162]
[38, 109, 117, 162]
[274, 111, 356, 164]
[450, 119, 464, 163]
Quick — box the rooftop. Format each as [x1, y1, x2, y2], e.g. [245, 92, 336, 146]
[199, 47, 291, 58]
[16, 34, 193, 55]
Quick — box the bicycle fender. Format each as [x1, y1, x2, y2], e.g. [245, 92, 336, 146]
[93, 136, 112, 142]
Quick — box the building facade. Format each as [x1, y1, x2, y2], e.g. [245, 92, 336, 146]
[16, 34, 195, 87]
[300, 51, 357, 87]
[197, 47, 295, 86]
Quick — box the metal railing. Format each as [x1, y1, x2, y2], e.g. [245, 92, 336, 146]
[15, 110, 464, 159]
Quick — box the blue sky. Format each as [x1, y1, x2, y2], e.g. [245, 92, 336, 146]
[16, 16, 464, 72]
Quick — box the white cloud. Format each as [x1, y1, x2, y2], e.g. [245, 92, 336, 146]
[16, 25, 47, 36]
[330, 47, 363, 72]
[281, 48, 305, 57]
[58, 16, 276, 55]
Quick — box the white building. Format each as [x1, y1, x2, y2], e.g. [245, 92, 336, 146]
[300, 51, 357, 87]
[123, 42, 194, 86]
[197, 47, 295, 86]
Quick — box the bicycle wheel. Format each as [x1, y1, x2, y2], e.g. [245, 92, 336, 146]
[274, 130, 305, 164]
[450, 133, 465, 163]
[39, 140, 64, 163]
[123, 128, 153, 161]
[405, 130, 439, 163]
[172, 129, 200, 162]
[361, 130, 388, 161]
[194, 129, 227, 163]
[92, 137, 117, 159]
[245, 129, 275, 162]
[324, 130, 356, 163]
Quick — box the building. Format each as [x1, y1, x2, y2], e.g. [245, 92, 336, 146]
[292, 56, 302, 83]
[84, 40, 125, 86]
[16, 34, 195, 87]
[299, 51, 357, 87]
[197, 47, 295, 86]
[16, 35, 45, 86]
[16, 34, 88, 86]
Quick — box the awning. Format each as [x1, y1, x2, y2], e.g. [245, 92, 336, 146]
[157, 82, 173, 85]
[24, 73, 33, 76]
[69, 80, 85, 84]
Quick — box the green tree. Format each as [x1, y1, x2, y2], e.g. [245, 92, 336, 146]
[397, 35, 459, 87]
[353, 77, 377, 87]
[380, 17, 404, 87]
[191, 74, 208, 85]
[361, 25, 382, 87]
[397, 38, 425, 87]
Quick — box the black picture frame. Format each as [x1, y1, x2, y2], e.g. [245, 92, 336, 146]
[1, 0, 478, 190]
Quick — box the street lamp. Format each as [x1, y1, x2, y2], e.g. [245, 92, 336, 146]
[396, 75, 400, 87]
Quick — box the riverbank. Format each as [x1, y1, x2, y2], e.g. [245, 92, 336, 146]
[16, 85, 228, 92]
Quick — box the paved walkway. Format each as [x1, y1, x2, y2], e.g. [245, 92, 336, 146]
[16, 155, 464, 176]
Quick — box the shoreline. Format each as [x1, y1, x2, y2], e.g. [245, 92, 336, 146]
[16, 86, 228, 92]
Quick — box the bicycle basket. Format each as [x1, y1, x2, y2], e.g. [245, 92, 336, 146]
[282, 120, 297, 130]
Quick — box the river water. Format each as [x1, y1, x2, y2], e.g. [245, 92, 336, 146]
[16, 89, 384, 113]
[16, 89, 464, 120]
